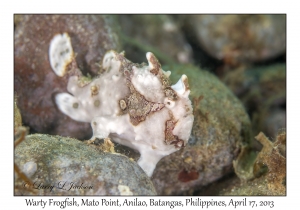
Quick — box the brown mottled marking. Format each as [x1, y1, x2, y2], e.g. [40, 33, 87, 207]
[160, 74, 171, 88]
[64, 56, 78, 76]
[115, 52, 144, 78]
[164, 87, 178, 101]
[182, 76, 190, 91]
[149, 53, 161, 76]
[164, 112, 185, 149]
[115, 53, 125, 62]
[115, 52, 168, 125]
[125, 81, 164, 126]
[151, 103, 165, 112]
[115, 53, 133, 76]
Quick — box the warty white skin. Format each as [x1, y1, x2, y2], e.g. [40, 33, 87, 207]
[49, 33, 74, 77]
[55, 50, 194, 177]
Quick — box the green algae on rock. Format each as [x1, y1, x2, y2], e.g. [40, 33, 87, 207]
[14, 134, 156, 195]
[151, 64, 252, 195]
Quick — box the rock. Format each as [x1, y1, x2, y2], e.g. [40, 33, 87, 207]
[183, 15, 286, 63]
[222, 64, 286, 139]
[119, 15, 193, 64]
[14, 15, 122, 139]
[151, 64, 252, 195]
[264, 110, 286, 139]
[14, 134, 156, 195]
